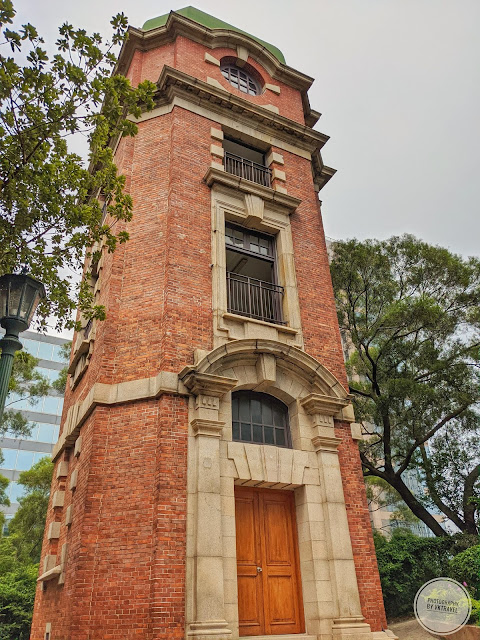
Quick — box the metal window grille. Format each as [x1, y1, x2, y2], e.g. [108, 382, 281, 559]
[224, 152, 272, 187]
[220, 65, 260, 95]
[232, 391, 292, 448]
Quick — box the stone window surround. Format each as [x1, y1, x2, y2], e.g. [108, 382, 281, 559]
[67, 235, 107, 389]
[180, 339, 396, 640]
[210, 184, 304, 349]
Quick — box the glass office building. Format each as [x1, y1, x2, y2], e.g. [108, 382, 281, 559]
[0, 330, 69, 524]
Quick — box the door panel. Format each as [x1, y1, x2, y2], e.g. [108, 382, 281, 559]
[235, 487, 304, 637]
[267, 576, 297, 625]
[235, 491, 264, 636]
[263, 500, 292, 564]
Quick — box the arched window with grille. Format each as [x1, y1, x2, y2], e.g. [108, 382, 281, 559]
[220, 64, 260, 96]
[232, 391, 291, 448]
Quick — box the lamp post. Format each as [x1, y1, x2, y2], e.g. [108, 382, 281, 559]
[0, 274, 46, 419]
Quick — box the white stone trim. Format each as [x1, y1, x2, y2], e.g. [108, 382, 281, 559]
[69, 468, 78, 491]
[207, 76, 228, 91]
[263, 103, 279, 114]
[51, 491, 65, 509]
[236, 45, 249, 67]
[266, 151, 285, 166]
[272, 168, 286, 182]
[211, 143, 225, 158]
[265, 83, 281, 95]
[121, 14, 315, 95]
[210, 188, 304, 348]
[47, 521, 61, 540]
[56, 461, 68, 478]
[211, 127, 224, 141]
[204, 51, 221, 66]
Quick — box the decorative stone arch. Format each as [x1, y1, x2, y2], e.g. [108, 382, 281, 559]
[182, 338, 355, 454]
[192, 338, 350, 398]
[181, 340, 379, 640]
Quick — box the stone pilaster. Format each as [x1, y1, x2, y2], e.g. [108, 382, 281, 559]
[183, 371, 237, 640]
[301, 394, 373, 640]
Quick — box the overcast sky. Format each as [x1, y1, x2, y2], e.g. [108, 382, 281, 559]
[16, 0, 479, 260]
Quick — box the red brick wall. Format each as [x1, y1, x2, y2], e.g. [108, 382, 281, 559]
[127, 37, 305, 123]
[283, 148, 348, 387]
[31, 396, 188, 639]
[335, 422, 388, 632]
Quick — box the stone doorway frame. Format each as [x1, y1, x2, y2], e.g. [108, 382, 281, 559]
[180, 339, 388, 640]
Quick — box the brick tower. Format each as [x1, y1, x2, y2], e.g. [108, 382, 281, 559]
[31, 8, 395, 640]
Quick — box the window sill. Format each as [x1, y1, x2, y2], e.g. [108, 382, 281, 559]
[204, 166, 301, 212]
[37, 565, 62, 583]
[223, 312, 298, 335]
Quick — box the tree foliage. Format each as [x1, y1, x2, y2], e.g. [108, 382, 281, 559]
[0, 474, 8, 531]
[0, 0, 156, 329]
[0, 541, 37, 640]
[1, 349, 50, 439]
[0, 457, 53, 636]
[51, 341, 71, 394]
[374, 530, 478, 620]
[365, 476, 423, 533]
[330, 235, 480, 536]
[448, 545, 480, 599]
[8, 456, 54, 563]
[0, 349, 50, 521]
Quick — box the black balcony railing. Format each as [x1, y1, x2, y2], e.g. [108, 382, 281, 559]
[227, 272, 285, 325]
[224, 152, 272, 188]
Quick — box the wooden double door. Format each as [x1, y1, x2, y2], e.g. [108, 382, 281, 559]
[235, 486, 305, 637]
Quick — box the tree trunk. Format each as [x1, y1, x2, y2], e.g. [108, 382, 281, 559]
[463, 464, 479, 536]
[385, 472, 448, 537]
[419, 444, 468, 533]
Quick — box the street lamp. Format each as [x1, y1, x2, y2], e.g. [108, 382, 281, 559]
[0, 274, 46, 419]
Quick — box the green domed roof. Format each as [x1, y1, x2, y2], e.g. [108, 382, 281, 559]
[142, 6, 286, 64]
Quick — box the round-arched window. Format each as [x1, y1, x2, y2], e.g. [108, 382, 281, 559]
[220, 64, 260, 96]
[232, 391, 291, 448]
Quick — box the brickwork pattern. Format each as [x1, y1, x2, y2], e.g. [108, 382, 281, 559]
[127, 37, 305, 122]
[283, 148, 349, 388]
[335, 421, 388, 632]
[31, 396, 188, 639]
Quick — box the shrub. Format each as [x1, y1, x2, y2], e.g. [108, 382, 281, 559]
[0, 562, 38, 640]
[375, 530, 454, 619]
[375, 531, 480, 620]
[449, 545, 480, 600]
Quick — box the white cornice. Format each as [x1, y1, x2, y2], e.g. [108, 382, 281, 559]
[156, 66, 328, 152]
[117, 13, 313, 92]
[204, 166, 301, 212]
